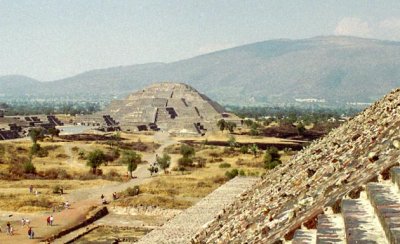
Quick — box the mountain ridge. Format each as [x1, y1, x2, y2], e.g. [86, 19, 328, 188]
[2, 36, 400, 105]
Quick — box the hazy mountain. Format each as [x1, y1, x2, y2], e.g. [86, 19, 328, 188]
[2, 36, 400, 105]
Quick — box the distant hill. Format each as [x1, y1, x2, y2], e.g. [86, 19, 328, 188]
[2, 36, 400, 105]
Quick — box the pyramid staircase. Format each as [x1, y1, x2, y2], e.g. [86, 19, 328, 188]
[102, 115, 119, 126]
[193, 122, 207, 136]
[292, 167, 400, 244]
[47, 115, 64, 126]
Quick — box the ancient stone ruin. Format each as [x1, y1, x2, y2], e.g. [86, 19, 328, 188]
[77, 82, 237, 135]
[131, 88, 400, 243]
[0, 114, 63, 140]
[189, 87, 400, 243]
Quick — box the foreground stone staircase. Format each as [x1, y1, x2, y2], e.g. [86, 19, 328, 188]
[292, 167, 400, 244]
[137, 177, 258, 244]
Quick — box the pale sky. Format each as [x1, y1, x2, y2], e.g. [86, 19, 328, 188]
[1, 0, 400, 81]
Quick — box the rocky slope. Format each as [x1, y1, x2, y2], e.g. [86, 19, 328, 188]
[193, 88, 400, 243]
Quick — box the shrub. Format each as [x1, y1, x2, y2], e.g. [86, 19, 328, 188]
[240, 145, 249, 154]
[52, 185, 62, 194]
[0, 144, 5, 157]
[30, 143, 41, 155]
[209, 152, 219, 158]
[77, 172, 98, 180]
[180, 144, 195, 158]
[211, 175, 228, 184]
[193, 157, 206, 168]
[178, 166, 186, 174]
[225, 168, 239, 179]
[23, 161, 36, 174]
[78, 149, 86, 160]
[239, 169, 246, 176]
[104, 169, 123, 181]
[36, 148, 49, 158]
[219, 163, 231, 168]
[266, 147, 280, 158]
[125, 186, 140, 196]
[56, 153, 69, 159]
[265, 160, 282, 170]
[106, 148, 120, 162]
[178, 157, 193, 167]
[264, 152, 273, 164]
[213, 157, 223, 163]
[42, 168, 71, 179]
[263, 147, 281, 170]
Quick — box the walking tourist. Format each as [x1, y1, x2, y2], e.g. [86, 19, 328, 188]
[6, 222, 10, 235]
[28, 227, 34, 239]
[50, 215, 54, 226]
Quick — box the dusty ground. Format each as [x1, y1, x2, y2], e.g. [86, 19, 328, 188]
[0, 130, 297, 243]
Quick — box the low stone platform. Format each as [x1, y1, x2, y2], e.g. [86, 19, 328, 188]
[136, 177, 258, 244]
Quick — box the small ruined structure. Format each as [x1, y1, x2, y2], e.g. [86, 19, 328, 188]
[77, 82, 237, 135]
[0, 115, 62, 140]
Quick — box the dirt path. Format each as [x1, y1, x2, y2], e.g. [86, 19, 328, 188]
[63, 144, 87, 169]
[0, 131, 177, 244]
[66, 131, 176, 203]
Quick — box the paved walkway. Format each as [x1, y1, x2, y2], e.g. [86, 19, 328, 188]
[137, 176, 258, 244]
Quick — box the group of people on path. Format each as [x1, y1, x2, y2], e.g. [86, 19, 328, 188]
[46, 215, 54, 226]
[0, 220, 34, 239]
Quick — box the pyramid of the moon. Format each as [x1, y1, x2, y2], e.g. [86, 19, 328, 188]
[78, 82, 232, 134]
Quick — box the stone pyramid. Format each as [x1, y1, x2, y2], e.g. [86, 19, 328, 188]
[78, 82, 231, 134]
[192, 88, 400, 243]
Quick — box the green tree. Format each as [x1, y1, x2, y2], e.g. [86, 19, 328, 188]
[266, 147, 280, 159]
[249, 123, 260, 136]
[156, 153, 171, 173]
[264, 147, 282, 170]
[244, 119, 254, 127]
[48, 128, 60, 140]
[296, 122, 306, 136]
[228, 135, 237, 149]
[28, 128, 43, 144]
[86, 149, 106, 174]
[217, 119, 227, 132]
[180, 144, 195, 158]
[179, 144, 195, 167]
[121, 150, 141, 177]
[240, 145, 249, 154]
[226, 122, 237, 133]
[250, 144, 259, 157]
[23, 160, 36, 174]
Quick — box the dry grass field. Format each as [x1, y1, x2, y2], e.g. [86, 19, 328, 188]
[115, 134, 297, 210]
[0, 129, 299, 214]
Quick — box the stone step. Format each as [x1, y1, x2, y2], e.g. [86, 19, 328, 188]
[136, 177, 258, 244]
[316, 214, 345, 243]
[366, 182, 400, 243]
[292, 229, 316, 244]
[391, 167, 400, 190]
[341, 198, 388, 244]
